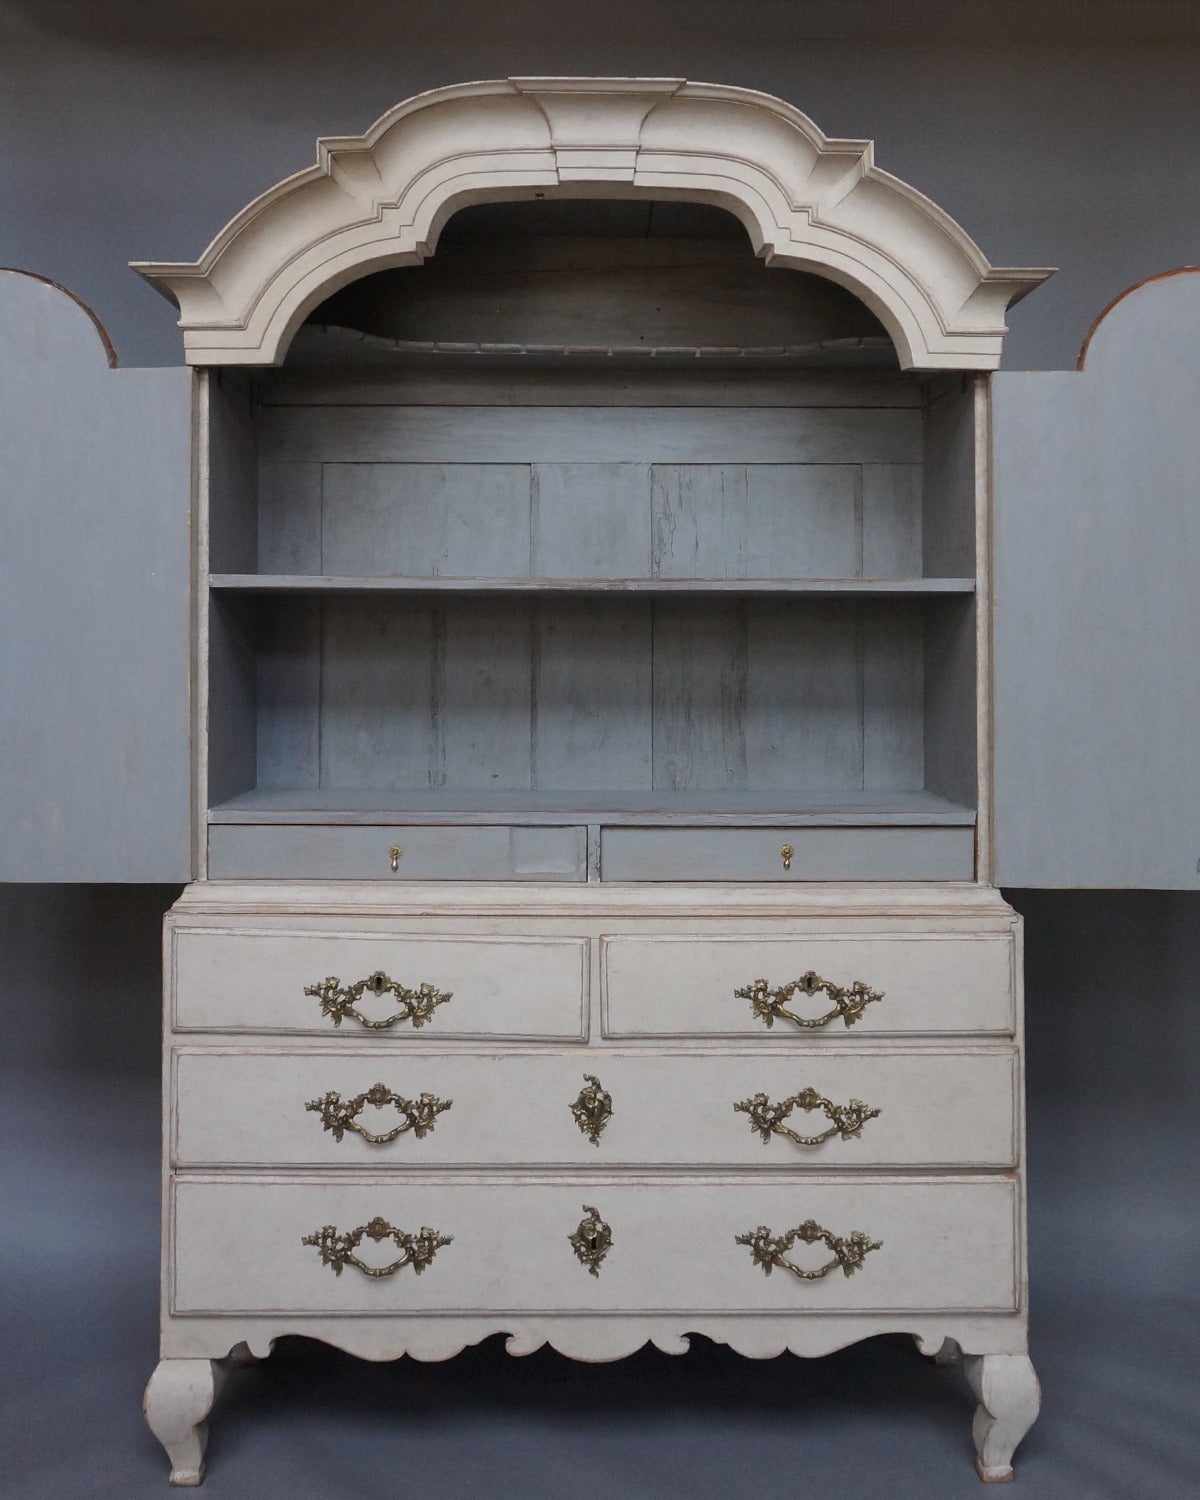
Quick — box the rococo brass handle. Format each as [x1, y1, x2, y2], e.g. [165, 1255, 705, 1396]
[304, 970, 452, 1030]
[302, 1217, 452, 1278]
[735, 1087, 881, 1147]
[569, 1204, 613, 1277]
[737, 970, 884, 1030]
[305, 1084, 452, 1145]
[737, 1219, 882, 1281]
[569, 1074, 613, 1145]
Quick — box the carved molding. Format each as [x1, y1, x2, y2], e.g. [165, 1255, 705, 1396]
[132, 78, 1051, 369]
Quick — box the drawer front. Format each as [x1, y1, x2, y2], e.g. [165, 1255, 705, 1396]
[171, 1176, 1018, 1315]
[207, 824, 587, 881]
[172, 931, 588, 1038]
[603, 935, 1014, 1037]
[173, 1049, 1017, 1169]
[600, 826, 975, 882]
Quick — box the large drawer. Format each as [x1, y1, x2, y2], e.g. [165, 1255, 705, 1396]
[600, 826, 975, 882]
[603, 934, 1014, 1037]
[172, 1048, 1017, 1169]
[207, 824, 587, 881]
[170, 1176, 1019, 1315]
[171, 931, 588, 1038]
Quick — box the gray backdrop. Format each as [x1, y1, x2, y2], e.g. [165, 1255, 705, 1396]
[2, 3, 1197, 1495]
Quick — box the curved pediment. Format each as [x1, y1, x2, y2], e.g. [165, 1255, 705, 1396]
[132, 77, 1052, 369]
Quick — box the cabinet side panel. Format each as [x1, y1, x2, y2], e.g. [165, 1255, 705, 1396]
[0, 272, 192, 880]
[993, 277, 1200, 886]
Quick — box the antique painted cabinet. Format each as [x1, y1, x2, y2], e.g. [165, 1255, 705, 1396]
[3, 79, 1198, 1485]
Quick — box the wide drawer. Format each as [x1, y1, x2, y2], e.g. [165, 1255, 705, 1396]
[173, 1048, 1017, 1169]
[171, 931, 588, 1038]
[207, 824, 587, 881]
[600, 826, 975, 882]
[603, 934, 1014, 1036]
[170, 1176, 1019, 1315]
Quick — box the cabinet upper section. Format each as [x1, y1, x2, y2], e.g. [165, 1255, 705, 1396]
[131, 77, 1051, 371]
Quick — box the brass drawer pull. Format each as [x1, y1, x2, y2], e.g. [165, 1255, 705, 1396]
[302, 1217, 452, 1278]
[306, 1085, 452, 1145]
[735, 1087, 881, 1147]
[569, 1204, 612, 1277]
[569, 1074, 613, 1146]
[737, 1218, 882, 1281]
[780, 843, 794, 871]
[389, 845, 403, 872]
[737, 970, 884, 1030]
[305, 969, 452, 1030]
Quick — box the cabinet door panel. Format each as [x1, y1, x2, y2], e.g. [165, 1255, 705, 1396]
[0, 272, 192, 880]
[992, 270, 1200, 888]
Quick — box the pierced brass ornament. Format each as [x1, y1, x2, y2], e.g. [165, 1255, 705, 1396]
[737, 970, 884, 1031]
[734, 1088, 881, 1147]
[304, 970, 452, 1030]
[305, 1084, 452, 1145]
[302, 1217, 452, 1278]
[737, 1218, 882, 1281]
[569, 1073, 613, 1146]
[569, 1204, 612, 1277]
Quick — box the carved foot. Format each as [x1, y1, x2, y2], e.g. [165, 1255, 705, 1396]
[965, 1354, 1040, 1482]
[143, 1359, 225, 1486]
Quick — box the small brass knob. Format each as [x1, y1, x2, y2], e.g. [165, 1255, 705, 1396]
[780, 843, 794, 871]
[389, 845, 403, 872]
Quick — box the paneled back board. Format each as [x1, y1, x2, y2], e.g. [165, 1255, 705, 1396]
[992, 270, 1200, 889]
[0, 271, 193, 881]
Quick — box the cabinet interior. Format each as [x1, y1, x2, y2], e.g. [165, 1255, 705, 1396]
[204, 201, 980, 849]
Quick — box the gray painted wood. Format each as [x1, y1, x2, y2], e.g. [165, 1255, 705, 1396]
[993, 271, 1200, 888]
[650, 464, 862, 578]
[863, 602, 925, 790]
[207, 787, 975, 825]
[533, 600, 653, 790]
[259, 360, 923, 409]
[208, 372, 257, 573]
[532, 463, 651, 578]
[320, 462, 530, 575]
[207, 823, 587, 880]
[599, 826, 975, 881]
[0, 271, 192, 880]
[206, 597, 258, 809]
[255, 598, 320, 790]
[863, 464, 923, 575]
[437, 600, 532, 789]
[258, 404, 922, 467]
[210, 575, 974, 596]
[923, 599, 977, 811]
[258, 464, 321, 572]
[922, 381, 976, 577]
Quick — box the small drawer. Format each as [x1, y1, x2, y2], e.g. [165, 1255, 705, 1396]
[600, 826, 975, 882]
[171, 931, 588, 1038]
[172, 1047, 1018, 1170]
[207, 823, 587, 881]
[170, 1176, 1018, 1316]
[603, 934, 1014, 1037]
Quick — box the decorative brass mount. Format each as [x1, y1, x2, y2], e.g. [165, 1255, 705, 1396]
[780, 843, 794, 871]
[389, 845, 403, 872]
[305, 1085, 452, 1145]
[734, 1088, 881, 1147]
[737, 971, 884, 1030]
[737, 1219, 882, 1281]
[304, 970, 452, 1030]
[569, 1205, 612, 1277]
[569, 1074, 613, 1146]
[302, 1217, 452, 1278]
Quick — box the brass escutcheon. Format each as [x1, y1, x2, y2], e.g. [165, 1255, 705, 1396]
[569, 1074, 613, 1146]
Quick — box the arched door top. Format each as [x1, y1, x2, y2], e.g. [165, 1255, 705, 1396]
[133, 77, 1052, 369]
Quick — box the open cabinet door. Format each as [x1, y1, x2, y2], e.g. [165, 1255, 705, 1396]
[992, 270, 1200, 888]
[0, 271, 193, 881]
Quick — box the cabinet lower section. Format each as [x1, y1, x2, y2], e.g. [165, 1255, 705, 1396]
[151, 880, 1036, 1485]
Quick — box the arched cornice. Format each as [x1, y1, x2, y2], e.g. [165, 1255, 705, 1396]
[132, 77, 1052, 369]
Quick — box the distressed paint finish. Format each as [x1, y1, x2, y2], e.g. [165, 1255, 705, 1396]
[0, 271, 193, 881]
[992, 269, 1200, 888]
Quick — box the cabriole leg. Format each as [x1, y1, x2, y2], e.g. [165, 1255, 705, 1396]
[143, 1358, 224, 1486]
[965, 1353, 1041, 1482]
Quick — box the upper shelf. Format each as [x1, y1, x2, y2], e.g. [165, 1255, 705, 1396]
[210, 574, 976, 597]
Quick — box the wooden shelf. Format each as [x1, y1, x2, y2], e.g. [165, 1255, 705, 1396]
[208, 788, 977, 827]
[210, 574, 975, 597]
